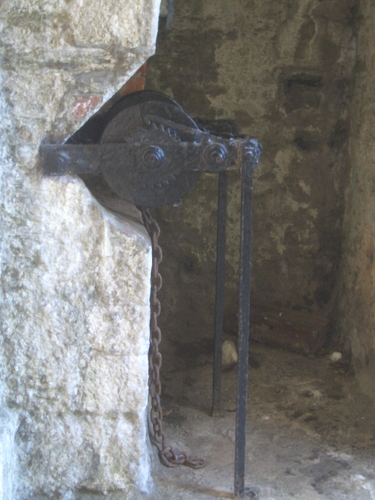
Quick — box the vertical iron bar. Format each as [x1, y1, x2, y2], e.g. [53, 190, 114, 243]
[234, 159, 254, 498]
[211, 171, 228, 416]
[166, 0, 174, 29]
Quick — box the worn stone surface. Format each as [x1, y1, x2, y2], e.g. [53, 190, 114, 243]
[336, 0, 375, 400]
[148, 342, 375, 500]
[0, 409, 18, 500]
[146, 0, 357, 353]
[0, 0, 161, 497]
[0, 0, 161, 142]
[2, 179, 152, 498]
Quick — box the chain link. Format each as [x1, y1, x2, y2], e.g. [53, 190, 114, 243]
[142, 209, 205, 470]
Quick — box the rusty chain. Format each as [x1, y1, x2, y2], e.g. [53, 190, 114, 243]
[142, 208, 205, 469]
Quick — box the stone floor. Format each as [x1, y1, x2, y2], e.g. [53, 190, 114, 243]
[147, 341, 375, 500]
[80, 341, 375, 499]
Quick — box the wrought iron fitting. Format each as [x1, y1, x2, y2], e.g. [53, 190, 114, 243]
[40, 91, 261, 208]
[40, 91, 262, 484]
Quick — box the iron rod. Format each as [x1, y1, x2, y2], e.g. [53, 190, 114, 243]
[234, 160, 254, 498]
[166, 0, 174, 29]
[211, 171, 228, 416]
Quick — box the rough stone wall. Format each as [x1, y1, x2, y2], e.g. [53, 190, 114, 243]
[336, 0, 375, 398]
[0, 1, 161, 498]
[146, 0, 357, 349]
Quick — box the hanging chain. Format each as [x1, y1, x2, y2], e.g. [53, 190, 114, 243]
[142, 209, 205, 469]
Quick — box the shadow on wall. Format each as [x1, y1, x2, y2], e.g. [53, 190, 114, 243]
[145, 0, 357, 358]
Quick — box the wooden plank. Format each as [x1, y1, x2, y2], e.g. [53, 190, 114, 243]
[250, 304, 328, 355]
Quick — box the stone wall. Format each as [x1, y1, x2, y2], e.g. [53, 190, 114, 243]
[336, 0, 375, 398]
[0, 0, 161, 498]
[146, 0, 357, 351]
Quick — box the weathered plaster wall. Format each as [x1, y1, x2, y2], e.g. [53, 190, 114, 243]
[336, 0, 375, 398]
[0, 1, 161, 498]
[146, 0, 357, 349]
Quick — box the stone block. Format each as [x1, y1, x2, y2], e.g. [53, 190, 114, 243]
[0, 0, 162, 497]
[0, 409, 18, 500]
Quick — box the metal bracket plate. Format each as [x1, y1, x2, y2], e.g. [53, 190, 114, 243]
[40, 91, 261, 208]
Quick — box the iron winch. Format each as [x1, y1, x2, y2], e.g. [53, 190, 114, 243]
[40, 90, 262, 498]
